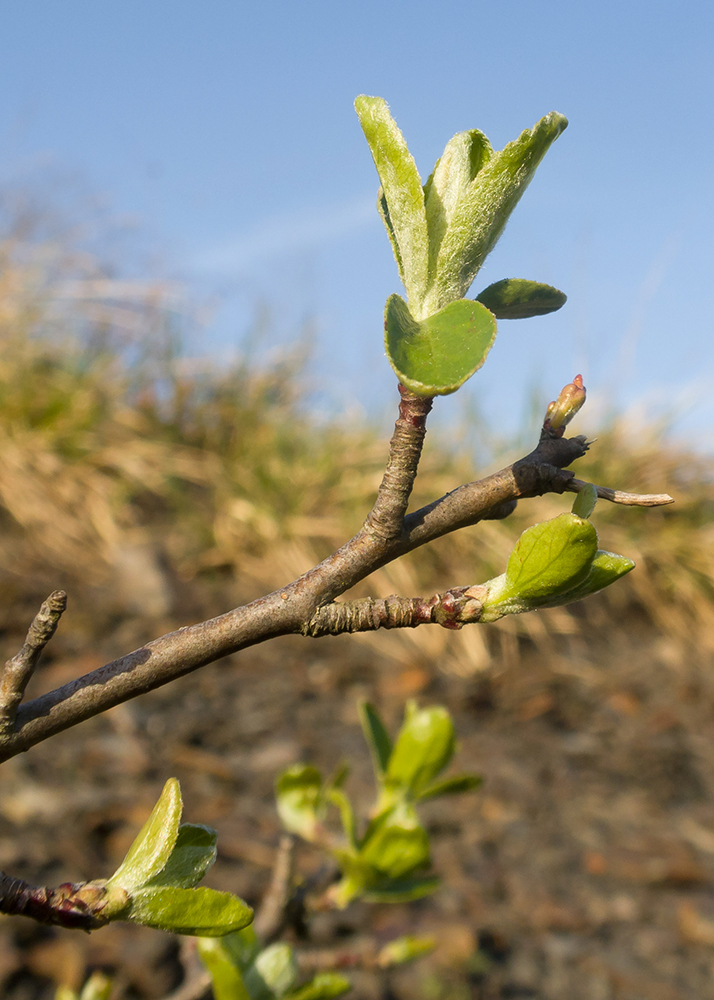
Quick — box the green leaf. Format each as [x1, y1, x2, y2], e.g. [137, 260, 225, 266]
[355, 96, 430, 312]
[146, 823, 217, 889]
[358, 701, 392, 777]
[417, 773, 483, 801]
[362, 876, 440, 903]
[482, 513, 598, 620]
[275, 764, 323, 840]
[108, 778, 182, 892]
[286, 973, 352, 1000]
[571, 483, 598, 519]
[197, 937, 251, 1000]
[475, 278, 567, 319]
[377, 935, 435, 967]
[326, 761, 350, 791]
[244, 943, 298, 1000]
[360, 803, 430, 878]
[79, 974, 113, 1000]
[424, 112, 568, 314]
[218, 926, 261, 971]
[386, 703, 455, 797]
[326, 787, 357, 849]
[546, 549, 635, 606]
[424, 130, 493, 279]
[128, 885, 253, 936]
[385, 293, 497, 396]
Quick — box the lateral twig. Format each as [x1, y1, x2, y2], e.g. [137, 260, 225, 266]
[162, 939, 211, 1000]
[0, 591, 67, 736]
[364, 385, 432, 540]
[566, 477, 674, 507]
[253, 833, 296, 942]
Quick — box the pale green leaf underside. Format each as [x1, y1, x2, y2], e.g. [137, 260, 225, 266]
[108, 778, 182, 892]
[385, 294, 497, 395]
[476, 278, 567, 319]
[424, 112, 568, 314]
[129, 885, 253, 936]
[355, 96, 429, 310]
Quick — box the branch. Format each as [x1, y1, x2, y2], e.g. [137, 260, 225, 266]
[566, 477, 674, 507]
[0, 871, 118, 929]
[253, 834, 296, 942]
[302, 588, 485, 638]
[363, 385, 432, 539]
[0, 389, 671, 764]
[0, 591, 67, 737]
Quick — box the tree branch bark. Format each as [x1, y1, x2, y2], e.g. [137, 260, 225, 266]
[0, 398, 673, 764]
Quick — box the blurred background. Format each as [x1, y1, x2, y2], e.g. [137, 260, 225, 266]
[0, 2, 713, 999]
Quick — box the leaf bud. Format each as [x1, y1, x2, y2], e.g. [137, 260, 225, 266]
[544, 374, 586, 433]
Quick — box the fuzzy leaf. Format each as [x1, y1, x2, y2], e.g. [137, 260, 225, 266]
[476, 278, 567, 319]
[386, 703, 455, 796]
[108, 778, 182, 892]
[275, 764, 323, 840]
[197, 937, 251, 1000]
[355, 95, 429, 311]
[128, 885, 253, 936]
[417, 773, 483, 801]
[424, 130, 493, 279]
[244, 943, 298, 1000]
[146, 823, 217, 889]
[359, 701, 392, 777]
[385, 293, 497, 396]
[424, 112, 568, 314]
[378, 935, 435, 967]
[286, 973, 352, 1000]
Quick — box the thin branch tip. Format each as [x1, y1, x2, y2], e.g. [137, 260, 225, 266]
[567, 478, 674, 507]
[0, 590, 69, 736]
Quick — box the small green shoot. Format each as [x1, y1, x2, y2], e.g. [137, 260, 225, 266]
[275, 701, 480, 908]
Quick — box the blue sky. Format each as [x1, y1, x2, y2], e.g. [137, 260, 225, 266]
[0, 1, 712, 438]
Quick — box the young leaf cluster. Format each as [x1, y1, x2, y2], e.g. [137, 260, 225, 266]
[198, 927, 351, 1000]
[276, 701, 480, 909]
[105, 778, 253, 936]
[480, 488, 635, 622]
[355, 95, 568, 395]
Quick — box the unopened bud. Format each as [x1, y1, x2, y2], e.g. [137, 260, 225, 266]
[544, 374, 586, 433]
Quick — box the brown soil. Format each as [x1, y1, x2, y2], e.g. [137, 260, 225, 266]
[1, 577, 714, 1000]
